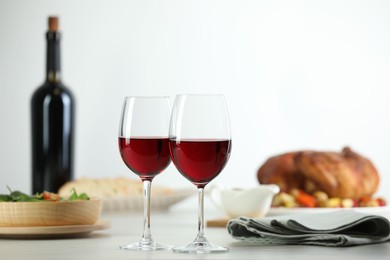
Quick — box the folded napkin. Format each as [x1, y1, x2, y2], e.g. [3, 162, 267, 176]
[227, 210, 390, 246]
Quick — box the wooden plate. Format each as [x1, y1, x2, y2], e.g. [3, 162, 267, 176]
[0, 220, 110, 239]
[0, 199, 102, 227]
[207, 218, 229, 228]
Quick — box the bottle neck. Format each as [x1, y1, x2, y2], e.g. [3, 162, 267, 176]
[46, 31, 62, 83]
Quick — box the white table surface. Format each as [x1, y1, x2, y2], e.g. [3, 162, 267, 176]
[1, 208, 390, 260]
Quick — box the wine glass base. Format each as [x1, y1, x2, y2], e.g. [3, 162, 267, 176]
[172, 241, 229, 254]
[120, 241, 171, 251]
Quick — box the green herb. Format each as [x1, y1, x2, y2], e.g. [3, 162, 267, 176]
[0, 194, 12, 202]
[67, 188, 90, 201]
[0, 186, 90, 202]
[6, 187, 40, 202]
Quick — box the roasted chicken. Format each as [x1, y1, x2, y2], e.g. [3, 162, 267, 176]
[257, 147, 379, 199]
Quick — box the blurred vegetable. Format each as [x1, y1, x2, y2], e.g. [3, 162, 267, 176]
[272, 188, 387, 208]
[0, 186, 89, 202]
[0, 194, 12, 202]
[42, 191, 60, 201]
[67, 188, 90, 201]
[292, 189, 317, 208]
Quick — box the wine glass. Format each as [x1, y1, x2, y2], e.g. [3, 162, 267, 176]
[118, 96, 171, 250]
[169, 94, 232, 253]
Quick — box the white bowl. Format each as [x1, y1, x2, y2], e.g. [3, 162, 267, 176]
[210, 184, 280, 218]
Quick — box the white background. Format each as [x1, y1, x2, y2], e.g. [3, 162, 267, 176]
[1, 0, 389, 200]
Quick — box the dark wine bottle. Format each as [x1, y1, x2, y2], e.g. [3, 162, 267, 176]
[31, 17, 75, 194]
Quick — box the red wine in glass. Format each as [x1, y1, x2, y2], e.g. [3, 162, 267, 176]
[119, 137, 170, 181]
[169, 94, 232, 253]
[169, 139, 231, 188]
[118, 96, 171, 251]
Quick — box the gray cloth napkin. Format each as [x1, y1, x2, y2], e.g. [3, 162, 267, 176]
[227, 210, 390, 246]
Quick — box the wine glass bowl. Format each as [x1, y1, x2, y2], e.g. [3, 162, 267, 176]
[169, 94, 232, 253]
[119, 137, 170, 181]
[169, 139, 231, 188]
[118, 96, 171, 250]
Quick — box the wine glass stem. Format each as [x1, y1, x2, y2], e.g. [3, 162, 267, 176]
[196, 187, 206, 242]
[142, 180, 153, 243]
